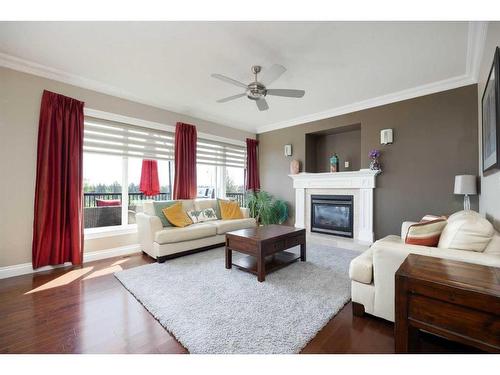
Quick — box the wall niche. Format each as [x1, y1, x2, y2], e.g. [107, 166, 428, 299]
[305, 123, 361, 173]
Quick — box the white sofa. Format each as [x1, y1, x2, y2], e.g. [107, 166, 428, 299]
[349, 210, 500, 322]
[137, 199, 256, 262]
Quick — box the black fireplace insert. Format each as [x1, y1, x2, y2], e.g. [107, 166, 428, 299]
[310, 195, 353, 238]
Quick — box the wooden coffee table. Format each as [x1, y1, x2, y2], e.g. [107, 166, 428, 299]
[225, 224, 306, 282]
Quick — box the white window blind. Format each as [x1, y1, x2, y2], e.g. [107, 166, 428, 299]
[197, 139, 246, 168]
[83, 116, 174, 161]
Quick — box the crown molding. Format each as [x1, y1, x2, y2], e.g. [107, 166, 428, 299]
[256, 74, 475, 134]
[256, 21, 488, 134]
[0, 52, 252, 132]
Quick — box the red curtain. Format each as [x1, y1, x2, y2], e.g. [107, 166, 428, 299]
[245, 138, 261, 191]
[32, 90, 84, 269]
[173, 122, 197, 199]
[139, 159, 160, 196]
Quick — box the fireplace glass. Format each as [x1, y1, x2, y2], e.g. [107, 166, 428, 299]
[311, 195, 353, 238]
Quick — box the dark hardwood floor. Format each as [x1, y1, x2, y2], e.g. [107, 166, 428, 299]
[0, 252, 477, 354]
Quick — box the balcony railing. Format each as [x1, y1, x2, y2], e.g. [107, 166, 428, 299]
[83, 192, 171, 208]
[226, 192, 246, 207]
[83, 191, 246, 229]
[84, 191, 246, 208]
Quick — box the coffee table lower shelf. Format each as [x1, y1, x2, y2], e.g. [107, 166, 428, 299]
[232, 251, 300, 276]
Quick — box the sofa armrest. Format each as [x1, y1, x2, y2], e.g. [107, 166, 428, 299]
[136, 213, 163, 257]
[372, 237, 433, 321]
[240, 207, 250, 218]
[401, 221, 418, 240]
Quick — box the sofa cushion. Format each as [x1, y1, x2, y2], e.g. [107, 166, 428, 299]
[438, 210, 494, 252]
[154, 223, 217, 244]
[349, 248, 373, 284]
[219, 199, 244, 220]
[484, 232, 500, 255]
[401, 221, 418, 240]
[405, 219, 447, 247]
[162, 202, 193, 228]
[194, 199, 217, 212]
[186, 208, 218, 223]
[208, 218, 257, 234]
[153, 200, 177, 227]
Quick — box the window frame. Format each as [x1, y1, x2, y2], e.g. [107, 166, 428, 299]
[83, 154, 175, 238]
[82, 108, 246, 239]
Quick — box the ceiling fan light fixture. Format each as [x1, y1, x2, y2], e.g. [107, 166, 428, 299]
[212, 64, 305, 111]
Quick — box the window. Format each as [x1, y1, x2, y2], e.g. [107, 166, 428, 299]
[83, 114, 246, 232]
[83, 116, 174, 231]
[83, 153, 123, 229]
[127, 157, 173, 224]
[196, 138, 246, 204]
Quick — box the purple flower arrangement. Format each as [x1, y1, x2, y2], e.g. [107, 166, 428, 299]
[369, 149, 381, 159]
[369, 149, 381, 171]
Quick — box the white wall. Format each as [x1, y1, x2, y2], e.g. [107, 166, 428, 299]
[478, 22, 500, 230]
[0, 67, 254, 268]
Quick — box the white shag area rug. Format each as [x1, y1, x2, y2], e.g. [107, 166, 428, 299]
[115, 244, 359, 354]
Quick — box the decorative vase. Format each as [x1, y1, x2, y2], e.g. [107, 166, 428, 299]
[369, 159, 381, 171]
[290, 159, 300, 174]
[330, 153, 340, 172]
[368, 149, 382, 172]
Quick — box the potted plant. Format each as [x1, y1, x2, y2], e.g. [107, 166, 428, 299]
[245, 190, 288, 225]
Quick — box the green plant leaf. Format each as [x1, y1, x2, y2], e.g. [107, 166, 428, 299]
[244, 190, 288, 225]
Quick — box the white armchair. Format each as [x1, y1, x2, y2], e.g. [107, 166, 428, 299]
[349, 211, 500, 322]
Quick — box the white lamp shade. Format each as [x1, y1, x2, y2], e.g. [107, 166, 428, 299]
[454, 175, 477, 195]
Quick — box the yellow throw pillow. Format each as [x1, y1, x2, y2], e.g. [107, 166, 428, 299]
[219, 199, 243, 220]
[162, 202, 192, 227]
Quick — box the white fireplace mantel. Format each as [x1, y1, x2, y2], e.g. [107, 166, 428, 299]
[289, 169, 380, 244]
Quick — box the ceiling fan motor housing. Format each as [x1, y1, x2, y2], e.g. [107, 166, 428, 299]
[247, 82, 266, 100]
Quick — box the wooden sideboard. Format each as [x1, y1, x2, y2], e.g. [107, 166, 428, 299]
[395, 254, 500, 353]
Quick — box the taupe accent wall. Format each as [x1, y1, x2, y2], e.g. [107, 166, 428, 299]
[259, 85, 479, 239]
[0, 67, 255, 268]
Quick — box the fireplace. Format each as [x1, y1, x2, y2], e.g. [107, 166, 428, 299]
[310, 195, 353, 238]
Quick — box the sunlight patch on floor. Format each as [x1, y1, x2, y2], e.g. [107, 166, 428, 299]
[25, 267, 94, 294]
[82, 264, 123, 280]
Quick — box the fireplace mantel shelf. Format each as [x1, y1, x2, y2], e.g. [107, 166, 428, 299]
[289, 169, 380, 190]
[289, 169, 380, 179]
[289, 169, 380, 244]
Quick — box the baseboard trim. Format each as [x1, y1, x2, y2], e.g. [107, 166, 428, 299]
[0, 244, 141, 280]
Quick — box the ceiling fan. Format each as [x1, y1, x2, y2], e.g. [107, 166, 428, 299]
[211, 64, 305, 111]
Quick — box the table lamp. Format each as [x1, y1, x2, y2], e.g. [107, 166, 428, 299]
[454, 175, 477, 211]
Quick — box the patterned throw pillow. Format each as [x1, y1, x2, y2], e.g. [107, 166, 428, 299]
[187, 209, 204, 223]
[186, 208, 218, 223]
[162, 202, 192, 228]
[421, 214, 447, 222]
[405, 219, 447, 247]
[202, 208, 218, 221]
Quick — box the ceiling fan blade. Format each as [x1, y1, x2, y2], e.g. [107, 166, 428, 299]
[266, 89, 305, 98]
[260, 64, 286, 85]
[216, 93, 246, 103]
[211, 73, 248, 89]
[256, 99, 269, 111]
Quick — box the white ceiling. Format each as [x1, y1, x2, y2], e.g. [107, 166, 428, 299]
[0, 22, 485, 133]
